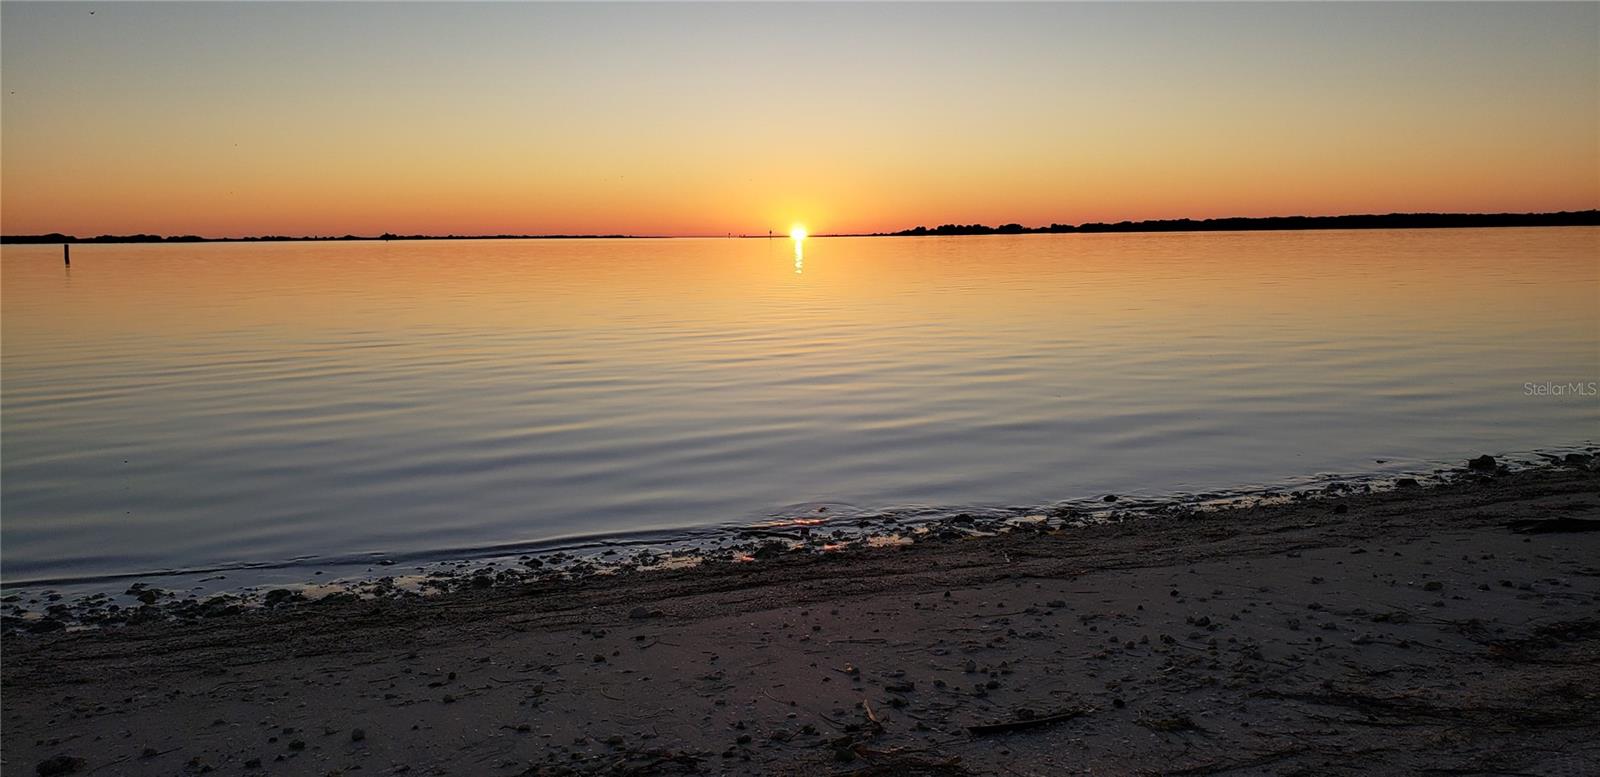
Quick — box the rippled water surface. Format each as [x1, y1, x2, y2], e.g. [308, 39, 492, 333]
[3, 229, 1597, 588]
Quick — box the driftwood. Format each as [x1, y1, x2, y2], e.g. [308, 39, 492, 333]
[966, 706, 1091, 735]
[1504, 517, 1600, 534]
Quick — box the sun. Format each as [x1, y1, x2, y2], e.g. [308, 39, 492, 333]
[789, 224, 807, 240]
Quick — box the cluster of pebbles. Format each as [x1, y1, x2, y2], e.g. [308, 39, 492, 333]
[4, 451, 1592, 636]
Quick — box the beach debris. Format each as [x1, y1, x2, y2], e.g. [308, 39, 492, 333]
[967, 705, 1091, 735]
[750, 540, 791, 560]
[1504, 517, 1600, 534]
[262, 589, 304, 607]
[862, 698, 883, 731]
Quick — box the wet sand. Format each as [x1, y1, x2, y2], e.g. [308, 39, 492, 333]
[4, 463, 1598, 776]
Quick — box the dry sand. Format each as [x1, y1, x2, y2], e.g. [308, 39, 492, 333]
[4, 464, 1598, 776]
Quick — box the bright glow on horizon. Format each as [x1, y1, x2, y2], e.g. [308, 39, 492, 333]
[790, 225, 808, 241]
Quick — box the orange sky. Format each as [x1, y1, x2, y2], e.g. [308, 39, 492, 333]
[3, 3, 1597, 237]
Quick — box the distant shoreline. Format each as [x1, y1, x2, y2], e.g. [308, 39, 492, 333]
[3, 209, 1596, 244]
[854, 209, 1600, 237]
[0, 232, 637, 245]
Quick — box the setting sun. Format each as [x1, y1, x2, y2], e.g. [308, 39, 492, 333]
[790, 225, 807, 241]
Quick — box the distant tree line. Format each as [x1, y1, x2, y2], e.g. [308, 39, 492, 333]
[0, 232, 633, 244]
[881, 210, 1600, 237]
[5, 210, 1596, 244]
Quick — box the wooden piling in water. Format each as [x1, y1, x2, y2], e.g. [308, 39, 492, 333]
[64, 244, 70, 266]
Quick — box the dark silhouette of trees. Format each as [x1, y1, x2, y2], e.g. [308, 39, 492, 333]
[1, 232, 633, 244]
[879, 210, 1598, 237]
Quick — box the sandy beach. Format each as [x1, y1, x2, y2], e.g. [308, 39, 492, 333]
[3, 461, 1597, 776]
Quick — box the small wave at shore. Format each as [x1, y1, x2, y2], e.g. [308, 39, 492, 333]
[5, 445, 1592, 633]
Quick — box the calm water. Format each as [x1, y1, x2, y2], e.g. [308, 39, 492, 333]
[3, 229, 1597, 591]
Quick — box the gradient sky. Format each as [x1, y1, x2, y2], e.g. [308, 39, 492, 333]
[3, 2, 1597, 237]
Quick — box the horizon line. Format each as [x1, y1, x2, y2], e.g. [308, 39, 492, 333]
[4, 208, 1598, 245]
